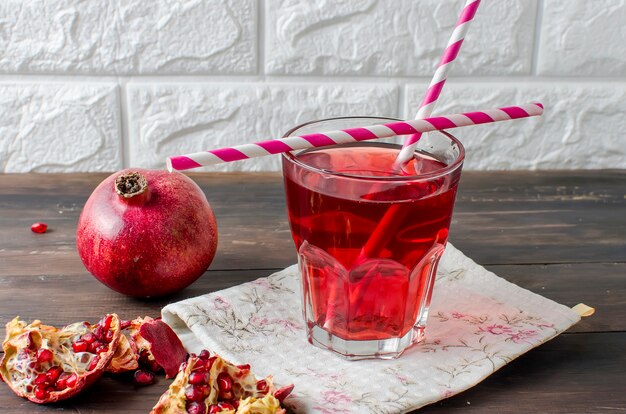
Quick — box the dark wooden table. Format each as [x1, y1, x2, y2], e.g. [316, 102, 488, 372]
[0, 171, 624, 413]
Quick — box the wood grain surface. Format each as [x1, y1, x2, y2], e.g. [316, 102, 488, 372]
[0, 171, 624, 413]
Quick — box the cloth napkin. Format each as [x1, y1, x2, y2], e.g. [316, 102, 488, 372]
[162, 244, 580, 413]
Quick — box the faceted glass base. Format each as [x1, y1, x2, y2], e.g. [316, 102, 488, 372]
[307, 324, 426, 360]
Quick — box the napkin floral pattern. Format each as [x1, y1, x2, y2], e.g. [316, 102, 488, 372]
[162, 244, 580, 413]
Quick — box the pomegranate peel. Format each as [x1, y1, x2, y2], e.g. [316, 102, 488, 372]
[0, 314, 123, 404]
[151, 351, 292, 414]
[127, 316, 187, 378]
[105, 333, 139, 374]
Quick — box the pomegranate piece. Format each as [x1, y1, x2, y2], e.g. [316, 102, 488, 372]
[30, 222, 47, 233]
[127, 316, 187, 378]
[76, 169, 218, 297]
[0, 314, 123, 404]
[150, 351, 292, 414]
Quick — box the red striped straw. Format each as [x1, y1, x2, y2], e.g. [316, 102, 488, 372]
[167, 103, 543, 171]
[395, 0, 481, 168]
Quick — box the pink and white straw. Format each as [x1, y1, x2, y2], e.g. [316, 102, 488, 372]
[396, 0, 481, 167]
[167, 102, 543, 171]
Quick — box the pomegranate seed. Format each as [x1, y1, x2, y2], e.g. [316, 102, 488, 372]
[65, 373, 78, 388]
[102, 315, 113, 331]
[93, 325, 105, 341]
[46, 366, 62, 383]
[88, 356, 100, 371]
[274, 384, 295, 402]
[82, 332, 96, 344]
[31, 222, 48, 234]
[218, 402, 235, 411]
[72, 340, 88, 353]
[188, 371, 209, 385]
[231, 399, 240, 409]
[184, 385, 208, 402]
[217, 373, 232, 392]
[87, 341, 99, 353]
[34, 386, 48, 400]
[120, 320, 131, 330]
[237, 364, 250, 371]
[256, 379, 268, 394]
[55, 374, 68, 391]
[208, 405, 220, 414]
[37, 349, 54, 364]
[96, 345, 109, 354]
[138, 350, 151, 363]
[34, 373, 48, 386]
[133, 370, 155, 386]
[149, 360, 162, 373]
[104, 329, 114, 342]
[186, 401, 207, 414]
[198, 350, 210, 360]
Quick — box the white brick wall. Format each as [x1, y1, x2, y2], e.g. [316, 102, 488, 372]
[1, 0, 624, 172]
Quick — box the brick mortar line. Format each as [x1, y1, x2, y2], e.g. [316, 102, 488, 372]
[0, 75, 625, 84]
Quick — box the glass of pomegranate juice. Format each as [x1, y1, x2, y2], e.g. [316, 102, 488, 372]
[281, 117, 465, 359]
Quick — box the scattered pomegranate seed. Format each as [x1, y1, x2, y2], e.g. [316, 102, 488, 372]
[46, 366, 62, 383]
[186, 401, 207, 414]
[31, 222, 48, 234]
[72, 341, 88, 353]
[36, 349, 54, 364]
[133, 370, 156, 386]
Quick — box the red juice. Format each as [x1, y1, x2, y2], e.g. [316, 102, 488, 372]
[283, 144, 462, 342]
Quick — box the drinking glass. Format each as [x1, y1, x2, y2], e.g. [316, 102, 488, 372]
[282, 117, 464, 359]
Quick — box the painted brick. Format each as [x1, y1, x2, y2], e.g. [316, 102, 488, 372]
[538, 1, 626, 76]
[0, 83, 121, 172]
[127, 83, 399, 171]
[0, 0, 256, 74]
[265, 0, 536, 76]
[405, 83, 626, 170]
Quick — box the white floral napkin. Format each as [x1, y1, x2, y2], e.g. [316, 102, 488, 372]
[162, 244, 580, 413]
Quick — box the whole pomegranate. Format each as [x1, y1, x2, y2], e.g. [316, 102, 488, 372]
[76, 169, 217, 297]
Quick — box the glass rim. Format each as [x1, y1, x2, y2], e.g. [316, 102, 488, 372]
[281, 116, 465, 182]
